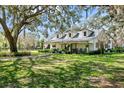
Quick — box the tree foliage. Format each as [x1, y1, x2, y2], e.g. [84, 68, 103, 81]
[0, 5, 86, 52]
[0, 5, 123, 52]
[82, 6, 124, 47]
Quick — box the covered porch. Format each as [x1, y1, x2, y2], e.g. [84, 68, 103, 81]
[50, 41, 94, 54]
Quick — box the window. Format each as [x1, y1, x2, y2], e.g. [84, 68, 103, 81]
[57, 34, 59, 38]
[69, 33, 71, 37]
[84, 32, 87, 36]
[108, 40, 111, 43]
[52, 45, 56, 47]
[105, 44, 108, 48]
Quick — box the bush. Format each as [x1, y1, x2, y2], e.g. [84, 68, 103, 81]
[0, 51, 31, 57]
[13, 52, 31, 56]
[52, 49, 61, 53]
[89, 50, 101, 55]
[110, 47, 124, 53]
[51, 49, 67, 54]
[39, 49, 61, 53]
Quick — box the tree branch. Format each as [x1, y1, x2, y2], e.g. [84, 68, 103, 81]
[0, 18, 15, 42]
[25, 6, 48, 19]
[2, 6, 6, 22]
[0, 17, 2, 23]
[14, 6, 48, 36]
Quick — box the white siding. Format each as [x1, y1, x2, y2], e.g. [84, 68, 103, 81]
[76, 43, 86, 49]
[89, 39, 98, 51]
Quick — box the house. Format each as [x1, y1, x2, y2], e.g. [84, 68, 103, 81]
[44, 26, 113, 53]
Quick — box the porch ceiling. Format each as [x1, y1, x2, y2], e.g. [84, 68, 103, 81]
[50, 38, 94, 43]
[50, 41, 90, 44]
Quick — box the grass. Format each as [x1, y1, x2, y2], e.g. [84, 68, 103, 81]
[0, 53, 124, 87]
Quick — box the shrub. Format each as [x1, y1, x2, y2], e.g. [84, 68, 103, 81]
[89, 50, 101, 55]
[0, 51, 31, 57]
[13, 52, 31, 56]
[115, 47, 124, 52]
[52, 49, 60, 53]
[110, 47, 124, 53]
[51, 49, 66, 54]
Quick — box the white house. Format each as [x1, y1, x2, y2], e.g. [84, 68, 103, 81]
[44, 26, 113, 53]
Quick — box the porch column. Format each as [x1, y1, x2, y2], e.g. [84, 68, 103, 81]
[93, 39, 97, 51]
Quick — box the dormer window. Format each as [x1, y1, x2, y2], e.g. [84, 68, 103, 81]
[84, 31, 87, 36]
[69, 33, 71, 37]
[57, 34, 59, 38]
[108, 40, 111, 43]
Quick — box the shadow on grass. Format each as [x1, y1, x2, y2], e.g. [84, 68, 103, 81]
[0, 54, 124, 87]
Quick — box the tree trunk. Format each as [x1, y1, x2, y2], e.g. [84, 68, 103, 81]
[9, 40, 18, 53]
[100, 41, 104, 54]
[5, 31, 18, 53]
[0, 18, 18, 53]
[3, 30, 18, 53]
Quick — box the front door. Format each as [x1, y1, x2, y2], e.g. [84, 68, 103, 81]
[71, 43, 78, 53]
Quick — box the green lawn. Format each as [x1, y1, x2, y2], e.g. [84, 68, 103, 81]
[0, 53, 124, 88]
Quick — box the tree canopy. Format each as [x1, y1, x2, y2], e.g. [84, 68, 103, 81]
[0, 5, 87, 52]
[81, 6, 124, 46]
[0, 5, 123, 52]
